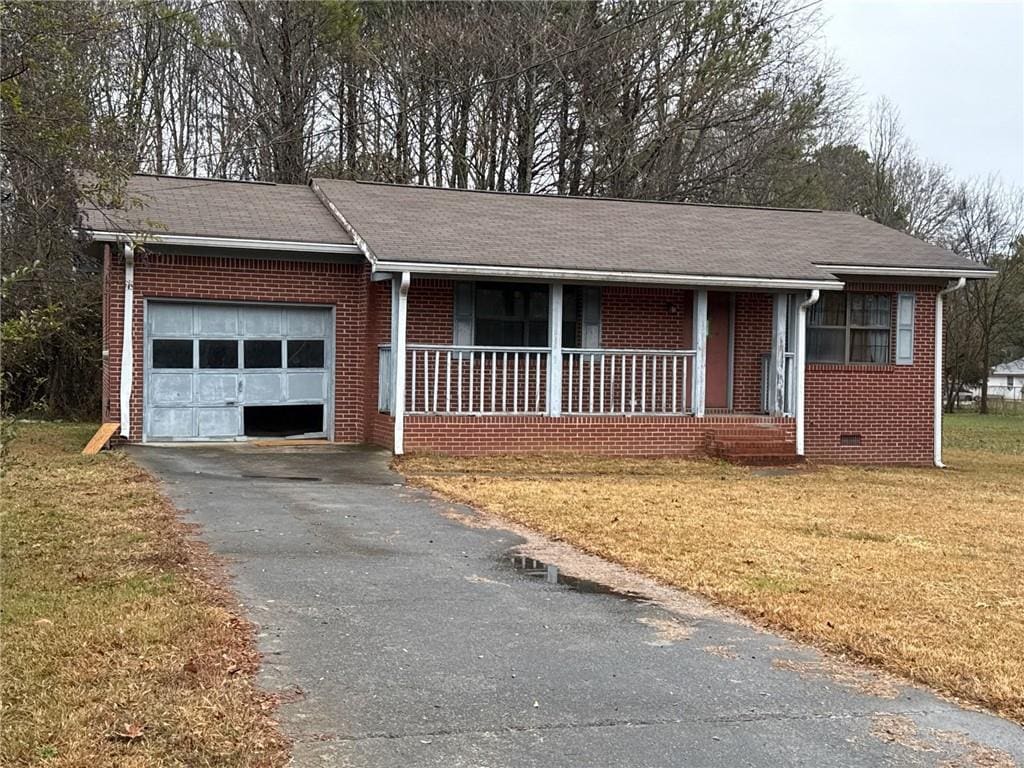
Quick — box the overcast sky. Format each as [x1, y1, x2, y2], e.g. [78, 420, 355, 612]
[820, 0, 1024, 187]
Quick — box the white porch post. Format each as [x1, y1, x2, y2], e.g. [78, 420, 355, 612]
[391, 272, 411, 454]
[769, 293, 788, 416]
[692, 289, 708, 416]
[547, 282, 563, 417]
[795, 290, 820, 456]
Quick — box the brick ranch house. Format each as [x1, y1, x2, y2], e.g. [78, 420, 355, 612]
[82, 174, 993, 465]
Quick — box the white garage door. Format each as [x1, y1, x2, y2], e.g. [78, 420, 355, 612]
[144, 302, 332, 441]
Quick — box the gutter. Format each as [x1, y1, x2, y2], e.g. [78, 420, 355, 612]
[370, 260, 843, 292]
[119, 242, 135, 439]
[85, 229, 362, 256]
[795, 289, 820, 457]
[814, 263, 996, 279]
[934, 277, 967, 467]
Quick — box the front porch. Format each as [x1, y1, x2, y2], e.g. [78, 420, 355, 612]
[374, 277, 806, 461]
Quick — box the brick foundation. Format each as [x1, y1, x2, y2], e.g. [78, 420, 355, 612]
[403, 414, 795, 457]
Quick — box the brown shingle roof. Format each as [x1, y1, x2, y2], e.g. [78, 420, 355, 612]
[84, 174, 353, 245]
[312, 179, 981, 282]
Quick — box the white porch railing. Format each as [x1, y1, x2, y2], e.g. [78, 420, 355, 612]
[408, 345, 549, 415]
[563, 349, 695, 415]
[379, 344, 697, 416]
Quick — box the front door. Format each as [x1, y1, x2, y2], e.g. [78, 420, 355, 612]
[705, 292, 731, 410]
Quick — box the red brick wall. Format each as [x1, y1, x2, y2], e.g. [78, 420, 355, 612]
[105, 250, 373, 442]
[404, 414, 794, 457]
[601, 285, 692, 348]
[732, 293, 773, 413]
[104, 263, 940, 464]
[804, 282, 940, 465]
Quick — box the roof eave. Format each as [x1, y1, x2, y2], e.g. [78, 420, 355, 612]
[82, 229, 363, 256]
[371, 260, 843, 291]
[814, 263, 997, 279]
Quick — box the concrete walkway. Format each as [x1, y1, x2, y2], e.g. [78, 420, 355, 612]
[129, 445, 1024, 767]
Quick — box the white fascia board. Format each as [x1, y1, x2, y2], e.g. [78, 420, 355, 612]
[370, 260, 843, 291]
[85, 229, 363, 255]
[815, 263, 997, 279]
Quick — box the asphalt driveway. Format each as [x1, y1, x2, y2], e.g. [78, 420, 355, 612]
[129, 445, 1024, 767]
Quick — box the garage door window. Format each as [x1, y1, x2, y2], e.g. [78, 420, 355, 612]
[152, 339, 193, 368]
[287, 340, 324, 368]
[199, 340, 238, 369]
[244, 340, 282, 368]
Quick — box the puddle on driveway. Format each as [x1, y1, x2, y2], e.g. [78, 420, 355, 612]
[509, 554, 645, 600]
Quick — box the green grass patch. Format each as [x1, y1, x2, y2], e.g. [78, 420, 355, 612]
[944, 411, 1024, 454]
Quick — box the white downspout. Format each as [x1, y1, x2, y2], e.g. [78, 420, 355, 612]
[934, 277, 967, 467]
[392, 272, 411, 455]
[119, 242, 135, 439]
[795, 289, 820, 457]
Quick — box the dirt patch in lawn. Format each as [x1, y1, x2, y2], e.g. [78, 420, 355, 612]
[1, 423, 287, 767]
[400, 444, 1024, 723]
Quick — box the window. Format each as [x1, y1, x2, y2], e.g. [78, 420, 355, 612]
[199, 340, 238, 369]
[1008, 376, 1016, 387]
[152, 339, 193, 368]
[243, 340, 282, 368]
[287, 339, 324, 368]
[474, 283, 550, 347]
[808, 293, 891, 364]
[457, 283, 595, 348]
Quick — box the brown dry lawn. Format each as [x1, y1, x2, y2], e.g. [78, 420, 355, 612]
[1, 423, 287, 767]
[400, 412, 1024, 723]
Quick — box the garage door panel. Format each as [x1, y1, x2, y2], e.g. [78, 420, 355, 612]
[197, 408, 240, 438]
[196, 305, 239, 336]
[145, 302, 331, 441]
[242, 373, 284, 403]
[242, 307, 283, 336]
[287, 308, 329, 336]
[149, 408, 195, 438]
[287, 372, 326, 400]
[196, 374, 239, 404]
[151, 373, 193, 404]
[150, 303, 193, 336]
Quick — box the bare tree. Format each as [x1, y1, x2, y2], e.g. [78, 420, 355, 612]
[947, 178, 1024, 413]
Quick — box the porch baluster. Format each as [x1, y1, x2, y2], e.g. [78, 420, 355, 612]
[567, 354, 574, 414]
[410, 349, 417, 413]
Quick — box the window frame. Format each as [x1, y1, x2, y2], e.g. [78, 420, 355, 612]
[807, 292, 893, 365]
[458, 282, 587, 349]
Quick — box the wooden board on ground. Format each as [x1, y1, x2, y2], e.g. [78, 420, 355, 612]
[82, 422, 120, 455]
[250, 438, 331, 448]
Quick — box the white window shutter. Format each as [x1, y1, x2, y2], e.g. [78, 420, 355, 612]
[895, 292, 915, 364]
[453, 282, 475, 345]
[582, 287, 602, 349]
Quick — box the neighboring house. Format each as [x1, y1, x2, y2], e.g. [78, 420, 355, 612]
[82, 174, 994, 465]
[987, 358, 1024, 401]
